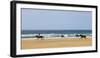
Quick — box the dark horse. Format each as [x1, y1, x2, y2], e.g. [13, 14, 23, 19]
[61, 35, 64, 38]
[76, 34, 86, 38]
[35, 34, 44, 40]
[80, 34, 86, 38]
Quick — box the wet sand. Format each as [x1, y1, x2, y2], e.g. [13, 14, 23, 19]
[21, 37, 92, 49]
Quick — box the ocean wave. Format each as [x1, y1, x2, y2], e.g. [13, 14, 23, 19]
[21, 33, 92, 38]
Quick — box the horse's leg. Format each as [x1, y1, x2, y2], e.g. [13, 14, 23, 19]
[41, 37, 43, 40]
[37, 38, 39, 40]
[41, 38, 43, 40]
[84, 36, 86, 39]
[80, 36, 84, 39]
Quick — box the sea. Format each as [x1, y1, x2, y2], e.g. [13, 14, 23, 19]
[21, 30, 92, 38]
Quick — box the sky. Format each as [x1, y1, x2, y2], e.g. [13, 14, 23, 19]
[21, 8, 92, 30]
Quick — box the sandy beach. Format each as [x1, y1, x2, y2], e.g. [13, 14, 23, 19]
[21, 37, 92, 49]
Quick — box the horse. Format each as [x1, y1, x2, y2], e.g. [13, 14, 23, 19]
[61, 35, 64, 38]
[80, 35, 86, 38]
[75, 34, 80, 37]
[75, 34, 86, 39]
[35, 35, 44, 40]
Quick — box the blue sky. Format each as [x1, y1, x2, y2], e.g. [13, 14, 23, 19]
[21, 8, 92, 30]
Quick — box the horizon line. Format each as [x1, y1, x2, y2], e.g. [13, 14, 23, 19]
[21, 29, 92, 30]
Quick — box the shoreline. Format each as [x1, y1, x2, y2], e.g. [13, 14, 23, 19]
[22, 36, 91, 40]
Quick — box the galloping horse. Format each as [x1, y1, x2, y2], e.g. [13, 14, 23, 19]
[76, 34, 86, 38]
[35, 34, 44, 40]
[80, 34, 86, 38]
